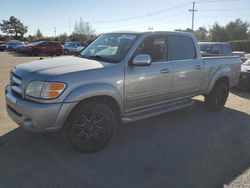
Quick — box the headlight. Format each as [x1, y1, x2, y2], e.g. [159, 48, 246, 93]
[26, 81, 66, 99]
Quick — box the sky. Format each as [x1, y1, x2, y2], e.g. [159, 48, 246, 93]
[0, 0, 250, 36]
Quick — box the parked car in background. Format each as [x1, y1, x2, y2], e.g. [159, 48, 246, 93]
[18, 41, 63, 56]
[0, 43, 8, 51]
[245, 53, 250, 59]
[237, 59, 250, 90]
[7, 41, 25, 51]
[63, 41, 86, 55]
[0, 41, 6, 45]
[199, 42, 232, 57]
[15, 42, 36, 53]
[0, 41, 25, 51]
[232, 51, 247, 63]
[5, 31, 240, 152]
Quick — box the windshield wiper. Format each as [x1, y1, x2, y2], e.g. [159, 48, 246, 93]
[88, 55, 116, 63]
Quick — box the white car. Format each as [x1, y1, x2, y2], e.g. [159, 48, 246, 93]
[63, 42, 85, 55]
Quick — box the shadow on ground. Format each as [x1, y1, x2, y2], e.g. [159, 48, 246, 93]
[231, 88, 250, 100]
[1, 100, 250, 188]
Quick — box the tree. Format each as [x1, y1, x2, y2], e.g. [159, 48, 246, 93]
[225, 19, 249, 40]
[35, 28, 43, 38]
[209, 22, 229, 42]
[72, 17, 96, 42]
[0, 16, 28, 39]
[195, 27, 208, 41]
[175, 28, 194, 33]
[74, 17, 95, 35]
[54, 33, 68, 43]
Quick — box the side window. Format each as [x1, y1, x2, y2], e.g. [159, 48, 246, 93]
[170, 35, 196, 60]
[135, 36, 168, 62]
[49, 42, 55, 46]
[220, 45, 230, 55]
[211, 45, 220, 54]
[40, 42, 47, 46]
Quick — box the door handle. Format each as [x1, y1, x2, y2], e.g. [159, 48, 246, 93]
[160, 69, 170, 73]
[194, 65, 201, 69]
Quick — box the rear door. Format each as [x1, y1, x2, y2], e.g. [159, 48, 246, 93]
[125, 35, 173, 111]
[169, 34, 203, 98]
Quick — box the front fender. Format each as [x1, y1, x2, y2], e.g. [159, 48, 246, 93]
[64, 83, 123, 112]
[205, 67, 230, 94]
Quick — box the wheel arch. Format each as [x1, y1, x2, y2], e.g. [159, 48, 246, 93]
[205, 67, 230, 95]
[61, 84, 123, 124]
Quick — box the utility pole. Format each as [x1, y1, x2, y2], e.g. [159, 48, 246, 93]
[69, 18, 72, 35]
[189, 1, 197, 31]
[54, 26, 57, 37]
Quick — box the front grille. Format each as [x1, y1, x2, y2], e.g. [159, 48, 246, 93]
[10, 72, 23, 98]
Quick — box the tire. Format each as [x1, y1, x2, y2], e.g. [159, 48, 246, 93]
[32, 49, 40, 56]
[63, 101, 117, 152]
[55, 50, 62, 56]
[205, 81, 229, 111]
[64, 49, 69, 55]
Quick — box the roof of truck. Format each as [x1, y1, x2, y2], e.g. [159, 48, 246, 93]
[107, 30, 195, 36]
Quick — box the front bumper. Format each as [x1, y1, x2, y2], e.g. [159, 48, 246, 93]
[5, 85, 77, 132]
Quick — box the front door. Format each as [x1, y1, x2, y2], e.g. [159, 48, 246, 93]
[124, 35, 173, 113]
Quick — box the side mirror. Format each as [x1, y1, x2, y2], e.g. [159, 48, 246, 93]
[131, 54, 152, 66]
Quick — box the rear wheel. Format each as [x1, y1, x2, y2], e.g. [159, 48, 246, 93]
[205, 81, 229, 111]
[55, 50, 62, 56]
[63, 102, 117, 152]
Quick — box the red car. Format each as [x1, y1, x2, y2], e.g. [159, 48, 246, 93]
[19, 41, 63, 56]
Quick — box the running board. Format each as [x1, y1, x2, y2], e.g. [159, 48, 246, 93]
[122, 99, 194, 123]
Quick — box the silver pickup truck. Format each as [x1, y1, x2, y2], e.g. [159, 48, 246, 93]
[5, 31, 240, 152]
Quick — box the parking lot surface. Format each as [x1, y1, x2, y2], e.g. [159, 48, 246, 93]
[0, 52, 250, 188]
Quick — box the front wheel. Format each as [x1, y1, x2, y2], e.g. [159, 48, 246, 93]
[63, 102, 117, 152]
[64, 49, 69, 55]
[205, 81, 229, 111]
[32, 49, 40, 56]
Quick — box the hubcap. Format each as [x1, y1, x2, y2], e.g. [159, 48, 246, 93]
[70, 111, 107, 146]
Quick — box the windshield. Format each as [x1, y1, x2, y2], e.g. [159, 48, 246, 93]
[80, 33, 138, 63]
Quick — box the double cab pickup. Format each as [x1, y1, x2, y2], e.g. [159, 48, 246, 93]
[5, 31, 241, 152]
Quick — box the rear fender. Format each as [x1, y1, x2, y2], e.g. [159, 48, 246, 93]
[205, 67, 230, 94]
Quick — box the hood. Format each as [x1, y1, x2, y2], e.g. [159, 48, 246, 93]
[13, 56, 113, 78]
